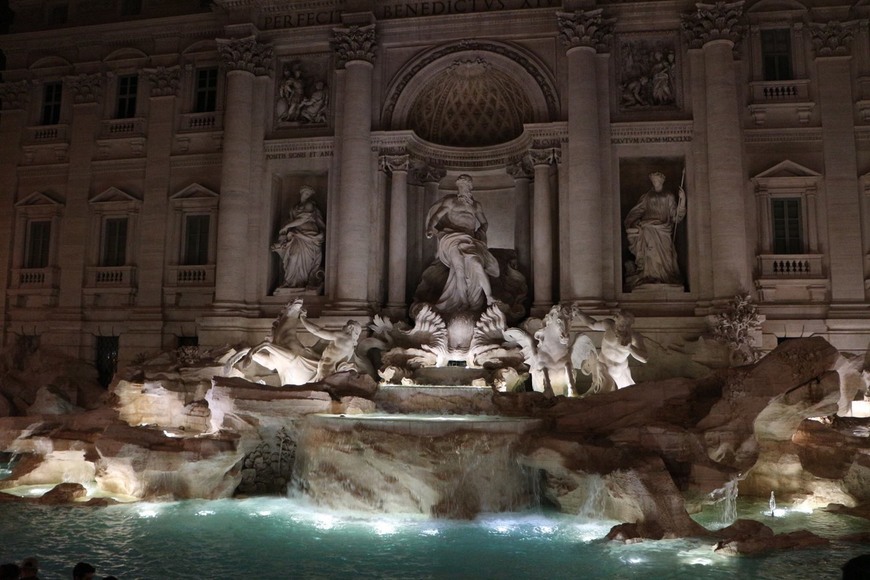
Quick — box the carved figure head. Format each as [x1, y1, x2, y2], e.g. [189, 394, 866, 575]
[343, 320, 363, 340]
[300, 185, 316, 201]
[614, 310, 635, 344]
[455, 174, 474, 200]
[648, 171, 666, 191]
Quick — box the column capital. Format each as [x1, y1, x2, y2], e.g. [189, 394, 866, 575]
[217, 36, 273, 76]
[332, 24, 377, 68]
[556, 9, 615, 53]
[412, 164, 446, 184]
[808, 20, 857, 58]
[529, 147, 561, 167]
[0, 80, 30, 111]
[380, 154, 410, 174]
[66, 73, 102, 105]
[681, 1, 745, 49]
[507, 156, 534, 180]
[143, 66, 181, 97]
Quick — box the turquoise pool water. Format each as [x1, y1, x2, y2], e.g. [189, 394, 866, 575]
[0, 497, 867, 579]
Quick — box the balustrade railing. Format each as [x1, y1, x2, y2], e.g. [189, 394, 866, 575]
[166, 265, 215, 286]
[757, 254, 824, 278]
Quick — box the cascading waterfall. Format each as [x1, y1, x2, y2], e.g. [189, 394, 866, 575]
[709, 478, 739, 526]
[576, 473, 611, 520]
[0, 422, 44, 478]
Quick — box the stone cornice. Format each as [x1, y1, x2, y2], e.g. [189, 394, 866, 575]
[556, 9, 616, 53]
[744, 127, 822, 144]
[143, 66, 181, 97]
[681, 1, 745, 49]
[610, 121, 694, 145]
[807, 20, 857, 58]
[217, 36, 274, 76]
[331, 25, 377, 68]
[0, 80, 31, 111]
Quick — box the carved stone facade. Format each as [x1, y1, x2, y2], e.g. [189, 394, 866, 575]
[1, 0, 870, 367]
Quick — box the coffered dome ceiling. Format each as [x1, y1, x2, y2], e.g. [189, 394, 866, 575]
[407, 58, 533, 148]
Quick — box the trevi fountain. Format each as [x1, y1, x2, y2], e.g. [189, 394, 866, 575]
[1, 176, 869, 578]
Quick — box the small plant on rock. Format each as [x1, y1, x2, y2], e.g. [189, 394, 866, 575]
[713, 294, 762, 365]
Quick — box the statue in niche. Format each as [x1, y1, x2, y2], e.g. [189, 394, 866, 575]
[424, 174, 500, 313]
[619, 39, 678, 110]
[272, 185, 325, 290]
[276, 61, 329, 125]
[571, 307, 648, 390]
[623, 170, 686, 289]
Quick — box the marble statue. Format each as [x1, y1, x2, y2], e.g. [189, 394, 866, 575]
[624, 171, 686, 289]
[225, 299, 369, 385]
[299, 313, 363, 382]
[299, 81, 328, 124]
[225, 299, 319, 385]
[504, 305, 577, 397]
[272, 186, 325, 290]
[571, 307, 648, 390]
[425, 174, 500, 313]
[277, 63, 305, 122]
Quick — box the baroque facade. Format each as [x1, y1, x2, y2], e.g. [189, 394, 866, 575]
[1, 0, 870, 375]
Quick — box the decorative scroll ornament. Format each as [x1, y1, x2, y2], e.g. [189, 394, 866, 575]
[144, 66, 181, 97]
[681, 1, 745, 49]
[507, 156, 533, 180]
[68, 73, 102, 104]
[217, 36, 273, 76]
[331, 25, 377, 68]
[381, 154, 410, 174]
[413, 164, 446, 184]
[808, 20, 856, 57]
[556, 9, 616, 52]
[529, 147, 561, 166]
[0, 80, 30, 111]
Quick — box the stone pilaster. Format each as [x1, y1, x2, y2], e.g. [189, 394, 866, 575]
[0, 81, 30, 347]
[415, 164, 446, 271]
[214, 36, 272, 310]
[529, 147, 560, 312]
[132, 66, 180, 350]
[557, 9, 614, 303]
[382, 154, 410, 310]
[507, 157, 533, 283]
[809, 20, 865, 303]
[682, 1, 751, 298]
[330, 24, 376, 312]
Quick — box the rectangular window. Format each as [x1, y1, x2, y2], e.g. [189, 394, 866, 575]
[41, 81, 62, 125]
[761, 29, 792, 81]
[25, 220, 51, 269]
[194, 68, 218, 113]
[772, 198, 802, 254]
[116, 75, 138, 119]
[183, 214, 210, 265]
[101, 217, 128, 267]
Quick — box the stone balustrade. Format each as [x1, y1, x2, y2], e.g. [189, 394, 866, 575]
[86, 266, 137, 287]
[757, 254, 824, 278]
[179, 112, 221, 132]
[166, 265, 215, 286]
[100, 117, 146, 138]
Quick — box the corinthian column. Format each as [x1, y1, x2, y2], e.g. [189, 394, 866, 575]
[529, 147, 561, 312]
[557, 9, 614, 304]
[382, 154, 410, 310]
[214, 36, 272, 309]
[682, 1, 750, 298]
[331, 24, 377, 312]
[507, 157, 533, 283]
[808, 20, 864, 303]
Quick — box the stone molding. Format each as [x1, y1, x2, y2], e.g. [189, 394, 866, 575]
[507, 156, 534, 180]
[380, 154, 410, 174]
[610, 121, 694, 145]
[807, 20, 857, 58]
[216, 36, 273, 76]
[143, 66, 181, 97]
[744, 127, 822, 143]
[556, 9, 615, 53]
[67, 73, 103, 105]
[0, 80, 31, 111]
[528, 147, 561, 166]
[332, 25, 377, 68]
[413, 164, 446, 184]
[681, 1, 745, 49]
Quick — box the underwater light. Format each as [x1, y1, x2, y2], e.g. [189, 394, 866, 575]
[196, 509, 215, 516]
[421, 528, 440, 536]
